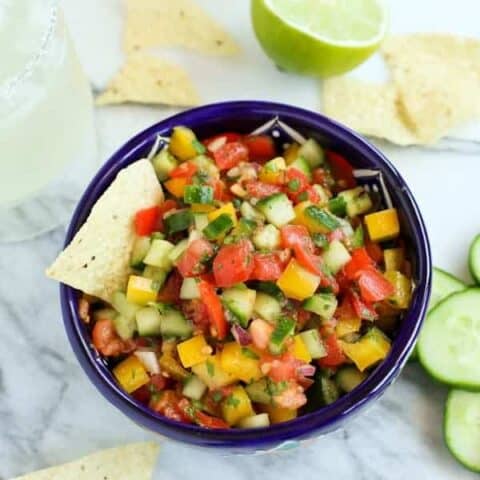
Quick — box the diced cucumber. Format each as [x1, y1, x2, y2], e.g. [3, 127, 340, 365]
[240, 201, 265, 222]
[338, 187, 372, 217]
[256, 193, 295, 228]
[167, 238, 189, 264]
[320, 376, 340, 405]
[323, 240, 351, 274]
[184, 184, 214, 205]
[225, 218, 257, 244]
[142, 266, 168, 290]
[469, 236, 480, 283]
[194, 213, 209, 231]
[93, 308, 117, 322]
[203, 214, 234, 240]
[252, 224, 280, 250]
[130, 236, 151, 267]
[111, 291, 141, 319]
[113, 314, 136, 340]
[418, 288, 480, 389]
[143, 239, 175, 270]
[151, 148, 177, 181]
[299, 329, 326, 359]
[191, 154, 219, 177]
[164, 210, 193, 234]
[335, 366, 367, 393]
[303, 293, 338, 321]
[298, 138, 325, 168]
[245, 378, 271, 404]
[238, 413, 270, 428]
[222, 287, 256, 327]
[136, 306, 163, 336]
[262, 156, 286, 173]
[269, 317, 295, 355]
[183, 375, 207, 400]
[160, 306, 193, 339]
[288, 156, 312, 181]
[327, 196, 347, 217]
[429, 267, 466, 312]
[253, 292, 281, 323]
[180, 278, 200, 300]
[444, 389, 480, 472]
[305, 205, 340, 232]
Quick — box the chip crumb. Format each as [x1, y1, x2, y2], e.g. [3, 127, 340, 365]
[96, 53, 200, 107]
[124, 0, 240, 56]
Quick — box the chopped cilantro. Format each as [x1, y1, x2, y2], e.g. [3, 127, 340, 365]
[212, 391, 223, 403]
[312, 233, 328, 248]
[297, 191, 309, 202]
[268, 380, 288, 396]
[206, 360, 215, 377]
[192, 139, 206, 154]
[287, 179, 300, 192]
[225, 395, 240, 408]
[241, 347, 259, 360]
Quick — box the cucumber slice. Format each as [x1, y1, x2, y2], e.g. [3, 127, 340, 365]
[222, 287, 256, 327]
[183, 375, 207, 400]
[168, 238, 189, 265]
[320, 376, 340, 405]
[238, 413, 270, 428]
[335, 366, 367, 393]
[305, 205, 340, 232]
[253, 292, 281, 323]
[184, 184, 214, 205]
[180, 278, 200, 300]
[142, 266, 168, 289]
[193, 213, 209, 231]
[93, 308, 117, 322]
[303, 293, 338, 321]
[143, 239, 175, 270]
[269, 316, 295, 354]
[240, 201, 265, 222]
[161, 306, 193, 339]
[256, 193, 295, 228]
[338, 187, 372, 218]
[111, 291, 141, 319]
[418, 288, 480, 389]
[151, 148, 177, 181]
[136, 306, 163, 336]
[203, 214, 234, 240]
[245, 378, 271, 404]
[113, 314, 136, 340]
[327, 196, 347, 217]
[429, 267, 466, 312]
[164, 210, 193, 234]
[298, 329, 326, 359]
[323, 240, 351, 274]
[470, 234, 480, 284]
[444, 389, 480, 472]
[130, 236, 151, 267]
[298, 138, 324, 168]
[252, 224, 281, 250]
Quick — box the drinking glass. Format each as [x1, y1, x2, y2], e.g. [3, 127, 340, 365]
[0, 0, 97, 242]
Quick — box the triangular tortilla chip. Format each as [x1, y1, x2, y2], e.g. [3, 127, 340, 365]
[382, 34, 480, 143]
[46, 160, 163, 302]
[124, 0, 240, 56]
[322, 77, 419, 146]
[96, 53, 200, 107]
[11, 443, 159, 480]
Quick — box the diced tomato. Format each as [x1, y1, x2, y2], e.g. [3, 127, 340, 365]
[155, 199, 178, 232]
[203, 132, 242, 153]
[134, 206, 159, 236]
[243, 135, 276, 162]
[213, 239, 254, 287]
[244, 180, 282, 199]
[313, 168, 329, 187]
[176, 238, 215, 277]
[210, 179, 232, 202]
[347, 290, 378, 321]
[157, 270, 183, 304]
[335, 296, 357, 321]
[131, 385, 151, 404]
[365, 240, 384, 264]
[213, 141, 249, 170]
[150, 390, 192, 423]
[343, 247, 375, 280]
[169, 161, 198, 179]
[198, 280, 228, 340]
[194, 410, 230, 429]
[318, 329, 346, 368]
[182, 299, 210, 335]
[266, 354, 301, 382]
[302, 185, 321, 203]
[357, 267, 395, 303]
[326, 151, 356, 190]
[296, 308, 311, 330]
[285, 168, 310, 192]
[280, 225, 322, 275]
[150, 374, 167, 391]
[250, 252, 286, 281]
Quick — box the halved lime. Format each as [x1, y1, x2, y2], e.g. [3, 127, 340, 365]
[251, 0, 387, 77]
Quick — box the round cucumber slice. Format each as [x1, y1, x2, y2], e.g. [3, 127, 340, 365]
[418, 288, 480, 389]
[469, 234, 480, 284]
[444, 390, 480, 472]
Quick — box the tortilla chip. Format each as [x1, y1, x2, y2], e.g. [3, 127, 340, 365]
[96, 53, 200, 107]
[11, 442, 159, 480]
[46, 159, 163, 302]
[382, 34, 480, 143]
[124, 0, 240, 56]
[322, 77, 419, 146]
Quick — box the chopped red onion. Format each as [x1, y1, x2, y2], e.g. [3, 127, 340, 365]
[231, 324, 252, 346]
[297, 363, 316, 377]
[134, 350, 160, 374]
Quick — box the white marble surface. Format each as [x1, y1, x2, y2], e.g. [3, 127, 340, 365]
[2, 0, 480, 478]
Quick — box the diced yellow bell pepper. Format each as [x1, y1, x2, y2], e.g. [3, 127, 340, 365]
[258, 157, 286, 185]
[191, 354, 238, 389]
[220, 342, 262, 383]
[208, 202, 237, 227]
[276, 258, 321, 301]
[294, 201, 329, 233]
[177, 335, 211, 368]
[292, 335, 312, 363]
[384, 271, 412, 309]
[341, 327, 391, 372]
[284, 143, 300, 165]
[364, 208, 400, 242]
[164, 177, 188, 198]
[384, 248, 405, 272]
[126, 275, 158, 305]
[191, 203, 216, 213]
[335, 316, 362, 338]
[263, 404, 297, 424]
[221, 385, 254, 426]
[113, 355, 150, 393]
[169, 126, 198, 161]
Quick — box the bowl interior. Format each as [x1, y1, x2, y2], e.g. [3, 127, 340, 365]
[62, 101, 431, 451]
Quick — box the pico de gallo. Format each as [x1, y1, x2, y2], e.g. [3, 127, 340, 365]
[83, 126, 413, 429]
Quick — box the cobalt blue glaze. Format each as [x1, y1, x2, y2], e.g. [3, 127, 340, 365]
[60, 101, 431, 453]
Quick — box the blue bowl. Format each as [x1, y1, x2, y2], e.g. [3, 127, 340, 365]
[60, 101, 431, 453]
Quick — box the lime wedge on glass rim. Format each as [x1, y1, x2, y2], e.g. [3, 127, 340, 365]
[251, 0, 387, 77]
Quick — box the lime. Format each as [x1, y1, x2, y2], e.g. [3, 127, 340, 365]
[251, 0, 387, 77]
